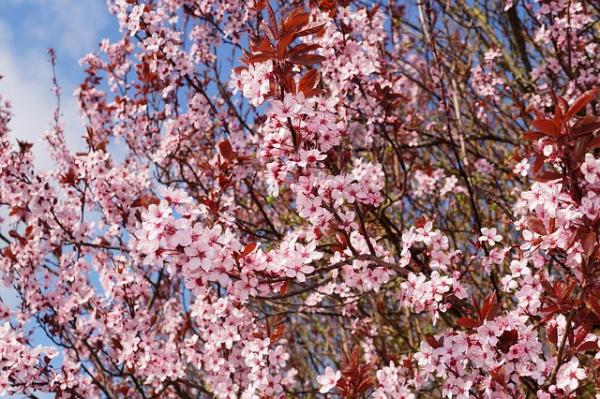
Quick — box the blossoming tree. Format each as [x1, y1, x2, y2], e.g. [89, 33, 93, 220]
[1, 0, 600, 398]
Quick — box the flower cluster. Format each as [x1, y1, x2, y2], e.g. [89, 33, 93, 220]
[1, 0, 600, 398]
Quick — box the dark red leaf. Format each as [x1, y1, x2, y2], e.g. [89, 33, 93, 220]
[357, 376, 375, 394]
[17, 140, 33, 153]
[9, 207, 28, 220]
[283, 9, 309, 34]
[298, 69, 320, 94]
[572, 116, 600, 137]
[296, 21, 327, 37]
[253, 38, 275, 55]
[303, 87, 325, 98]
[283, 72, 296, 93]
[367, 4, 381, 19]
[586, 297, 600, 319]
[497, 330, 518, 353]
[264, 1, 280, 39]
[60, 168, 78, 185]
[576, 341, 598, 352]
[245, 53, 275, 64]
[585, 134, 600, 150]
[531, 118, 559, 137]
[131, 194, 160, 209]
[527, 216, 547, 235]
[270, 323, 285, 343]
[532, 155, 545, 175]
[289, 53, 327, 65]
[241, 242, 257, 257]
[551, 90, 564, 124]
[480, 292, 499, 321]
[549, 217, 556, 234]
[425, 335, 444, 349]
[277, 32, 296, 59]
[3, 247, 17, 262]
[199, 197, 218, 213]
[559, 280, 576, 301]
[566, 89, 600, 120]
[522, 131, 545, 141]
[581, 231, 597, 258]
[279, 281, 289, 295]
[252, 0, 266, 10]
[286, 43, 321, 58]
[457, 317, 480, 329]
[573, 326, 589, 346]
[535, 170, 562, 182]
[218, 140, 236, 162]
[547, 324, 558, 345]
[490, 366, 506, 387]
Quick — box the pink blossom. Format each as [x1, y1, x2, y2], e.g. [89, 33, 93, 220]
[478, 227, 503, 246]
[556, 358, 586, 393]
[582, 153, 600, 184]
[316, 367, 341, 394]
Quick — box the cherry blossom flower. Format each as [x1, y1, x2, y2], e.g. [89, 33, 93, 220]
[581, 153, 600, 184]
[316, 367, 341, 394]
[556, 358, 586, 393]
[478, 227, 503, 246]
[0, 1, 598, 397]
[514, 158, 530, 177]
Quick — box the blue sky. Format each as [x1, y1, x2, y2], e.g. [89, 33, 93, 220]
[0, 0, 121, 306]
[0, 0, 120, 170]
[0, 2, 120, 397]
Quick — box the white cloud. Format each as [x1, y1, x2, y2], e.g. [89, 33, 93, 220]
[0, 0, 111, 171]
[0, 21, 64, 170]
[0, 1, 111, 311]
[27, 0, 110, 60]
